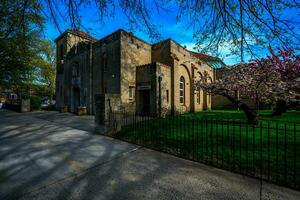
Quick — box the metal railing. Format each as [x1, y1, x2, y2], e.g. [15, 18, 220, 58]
[107, 112, 300, 190]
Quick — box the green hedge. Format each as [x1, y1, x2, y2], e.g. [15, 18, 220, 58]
[30, 96, 41, 111]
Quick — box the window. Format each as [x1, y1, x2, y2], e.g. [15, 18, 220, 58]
[102, 53, 107, 72]
[129, 86, 134, 100]
[197, 90, 200, 104]
[10, 94, 17, 100]
[166, 90, 169, 103]
[179, 76, 185, 104]
[75, 44, 78, 55]
[72, 62, 79, 77]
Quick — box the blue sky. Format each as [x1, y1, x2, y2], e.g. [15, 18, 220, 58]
[44, 2, 194, 45]
[44, 1, 300, 65]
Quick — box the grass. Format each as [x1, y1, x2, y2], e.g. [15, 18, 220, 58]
[184, 109, 300, 123]
[113, 110, 300, 189]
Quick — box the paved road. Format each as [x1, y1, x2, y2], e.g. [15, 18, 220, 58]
[0, 109, 299, 200]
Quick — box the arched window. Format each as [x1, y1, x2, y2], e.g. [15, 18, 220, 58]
[72, 62, 79, 77]
[197, 90, 200, 104]
[102, 53, 107, 72]
[60, 44, 64, 60]
[179, 76, 185, 104]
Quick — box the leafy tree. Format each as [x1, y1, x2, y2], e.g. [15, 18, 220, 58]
[0, 0, 55, 99]
[30, 40, 56, 99]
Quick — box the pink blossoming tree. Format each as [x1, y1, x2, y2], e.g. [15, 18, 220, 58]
[267, 48, 300, 116]
[197, 48, 300, 124]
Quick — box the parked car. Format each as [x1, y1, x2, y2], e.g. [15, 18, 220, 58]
[41, 98, 56, 110]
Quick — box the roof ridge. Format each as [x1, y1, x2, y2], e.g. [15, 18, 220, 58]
[69, 29, 97, 41]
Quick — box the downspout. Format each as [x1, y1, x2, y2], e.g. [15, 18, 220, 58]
[158, 76, 162, 117]
[89, 41, 93, 114]
[191, 64, 195, 112]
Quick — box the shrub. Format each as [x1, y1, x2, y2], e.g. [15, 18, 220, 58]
[30, 96, 41, 111]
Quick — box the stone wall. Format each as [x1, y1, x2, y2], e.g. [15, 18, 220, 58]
[92, 31, 122, 114]
[136, 62, 171, 116]
[136, 63, 157, 115]
[55, 32, 93, 113]
[65, 42, 92, 113]
[168, 40, 214, 113]
[150, 39, 215, 114]
[105, 93, 121, 115]
[212, 95, 234, 109]
[156, 63, 172, 116]
[120, 31, 152, 112]
[152, 40, 173, 66]
[21, 99, 30, 112]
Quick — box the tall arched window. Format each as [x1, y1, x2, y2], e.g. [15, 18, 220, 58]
[197, 90, 201, 104]
[179, 76, 185, 104]
[102, 53, 107, 72]
[72, 62, 79, 77]
[60, 44, 64, 60]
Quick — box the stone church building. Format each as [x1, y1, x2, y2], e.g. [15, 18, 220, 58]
[55, 29, 224, 116]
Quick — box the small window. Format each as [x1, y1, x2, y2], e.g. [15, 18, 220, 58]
[197, 90, 200, 104]
[129, 86, 134, 100]
[179, 76, 185, 104]
[166, 90, 169, 103]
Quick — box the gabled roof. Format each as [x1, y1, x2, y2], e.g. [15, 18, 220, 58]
[54, 29, 97, 42]
[154, 38, 225, 68]
[69, 29, 97, 40]
[189, 51, 226, 68]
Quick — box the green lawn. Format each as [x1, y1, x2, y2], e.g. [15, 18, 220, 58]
[184, 110, 300, 123]
[114, 110, 300, 189]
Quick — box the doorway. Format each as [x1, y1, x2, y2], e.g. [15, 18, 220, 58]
[141, 90, 150, 115]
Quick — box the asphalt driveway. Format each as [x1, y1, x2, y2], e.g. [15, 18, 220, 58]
[0, 109, 299, 200]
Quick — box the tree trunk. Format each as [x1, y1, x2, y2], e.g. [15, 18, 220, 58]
[272, 100, 298, 116]
[221, 93, 258, 124]
[272, 100, 287, 116]
[239, 103, 258, 124]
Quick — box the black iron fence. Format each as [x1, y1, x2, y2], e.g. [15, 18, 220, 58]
[107, 112, 300, 190]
